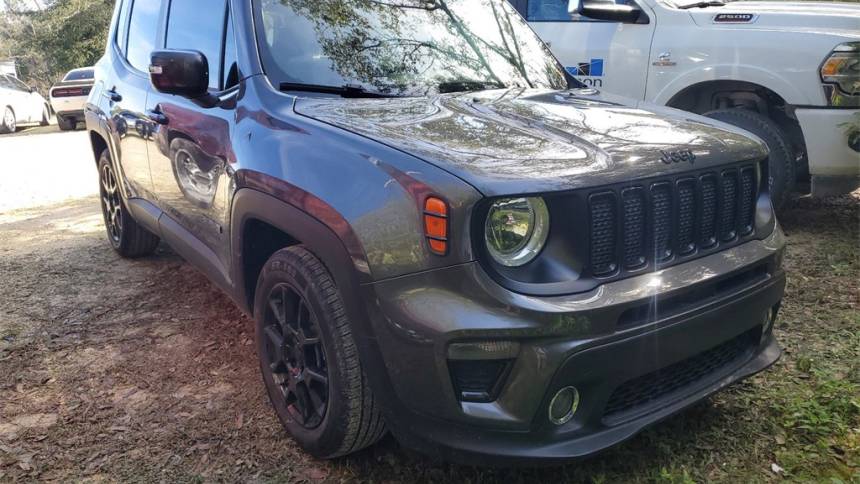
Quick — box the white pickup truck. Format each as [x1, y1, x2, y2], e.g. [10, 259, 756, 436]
[511, 0, 860, 207]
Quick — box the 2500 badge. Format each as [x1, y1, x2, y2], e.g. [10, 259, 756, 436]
[660, 149, 696, 165]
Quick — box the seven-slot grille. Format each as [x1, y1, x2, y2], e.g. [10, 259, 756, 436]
[589, 164, 759, 277]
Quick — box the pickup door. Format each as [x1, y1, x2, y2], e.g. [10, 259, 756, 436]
[511, 0, 656, 100]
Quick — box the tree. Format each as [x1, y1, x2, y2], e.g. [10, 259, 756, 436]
[0, 0, 113, 92]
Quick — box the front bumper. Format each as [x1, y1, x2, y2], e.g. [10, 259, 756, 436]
[796, 108, 860, 196]
[360, 227, 786, 463]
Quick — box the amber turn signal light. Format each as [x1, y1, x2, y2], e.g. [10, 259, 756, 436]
[424, 197, 448, 255]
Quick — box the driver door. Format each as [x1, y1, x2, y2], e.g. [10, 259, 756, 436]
[514, 0, 657, 100]
[145, 0, 238, 275]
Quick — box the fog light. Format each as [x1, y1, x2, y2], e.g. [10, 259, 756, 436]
[447, 340, 519, 360]
[548, 386, 580, 425]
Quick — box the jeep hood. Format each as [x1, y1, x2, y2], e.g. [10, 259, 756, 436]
[294, 89, 767, 197]
[689, 2, 860, 36]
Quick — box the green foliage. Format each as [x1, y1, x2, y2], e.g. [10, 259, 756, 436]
[0, 0, 114, 93]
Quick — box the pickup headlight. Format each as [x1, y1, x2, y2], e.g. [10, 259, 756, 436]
[485, 197, 549, 267]
[821, 42, 860, 102]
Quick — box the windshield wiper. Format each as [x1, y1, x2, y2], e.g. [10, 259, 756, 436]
[437, 80, 505, 94]
[279, 82, 395, 98]
[677, 1, 725, 8]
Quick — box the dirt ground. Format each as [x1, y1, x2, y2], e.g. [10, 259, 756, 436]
[0, 130, 858, 483]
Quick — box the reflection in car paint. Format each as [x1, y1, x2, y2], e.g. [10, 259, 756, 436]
[170, 138, 224, 209]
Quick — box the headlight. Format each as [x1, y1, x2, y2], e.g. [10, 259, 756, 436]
[484, 197, 549, 267]
[821, 42, 860, 98]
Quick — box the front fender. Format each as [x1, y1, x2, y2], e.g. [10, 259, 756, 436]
[650, 63, 809, 107]
[228, 187, 404, 424]
[231, 78, 483, 282]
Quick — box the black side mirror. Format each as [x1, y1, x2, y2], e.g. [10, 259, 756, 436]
[149, 50, 209, 98]
[580, 0, 643, 23]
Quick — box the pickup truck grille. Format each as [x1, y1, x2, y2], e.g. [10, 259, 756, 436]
[588, 164, 760, 277]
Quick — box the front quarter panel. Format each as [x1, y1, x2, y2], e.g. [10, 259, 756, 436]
[232, 76, 484, 282]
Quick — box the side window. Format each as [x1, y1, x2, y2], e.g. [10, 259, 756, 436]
[222, 8, 239, 90]
[115, 0, 132, 55]
[527, 0, 634, 21]
[0, 76, 11, 89]
[528, 0, 575, 21]
[126, 0, 162, 72]
[166, 0, 227, 90]
[10, 77, 30, 92]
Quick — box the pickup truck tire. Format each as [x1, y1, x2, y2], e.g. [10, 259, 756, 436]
[1, 106, 15, 134]
[57, 115, 76, 131]
[97, 149, 160, 257]
[254, 246, 386, 459]
[704, 109, 795, 210]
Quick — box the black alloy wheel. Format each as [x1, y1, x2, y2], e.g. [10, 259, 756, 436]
[262, 282, 329, 429]
[96, 149, 160, 257]
[100, 161, 123, 246]
[254, 246, 385, 458]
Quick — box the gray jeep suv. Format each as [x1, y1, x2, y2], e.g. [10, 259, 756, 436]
[86, 0, 785, 464]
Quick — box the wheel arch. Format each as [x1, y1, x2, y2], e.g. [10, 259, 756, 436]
[166, 128, 194, 147]
[89, 130, 109, 165]
[665, 79, 808, 182]
[229, 184, 397, 413]
[666, 80, 788, 116]
[229, 181, 372, 317]
[651, 63, 810, 107]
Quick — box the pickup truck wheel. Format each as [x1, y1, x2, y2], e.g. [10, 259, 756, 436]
[704, 109, 795, 211]
[97, 149, 160, 257]
[1, 106, 15, 134]
[57, 115, 76, 131]
[254, 246, 386, 458]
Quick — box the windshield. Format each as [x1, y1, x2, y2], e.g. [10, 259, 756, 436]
[63, 69, 94, 81]
[255, 0, 570, 96]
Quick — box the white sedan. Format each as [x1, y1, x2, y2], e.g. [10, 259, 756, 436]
[0, 74, 50, 134]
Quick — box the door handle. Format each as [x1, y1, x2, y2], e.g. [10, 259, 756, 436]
[103, 88, 122, 103]
[146, 108, 169, 125]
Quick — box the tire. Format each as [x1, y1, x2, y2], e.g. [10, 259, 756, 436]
[97, 149, 160, 257]
[254, 246, 386, 459]
[0, 106, 16, 134]
[704, 108, 796, 211]
[40, 105, 50, 126]
[57, 115, 76, 131]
